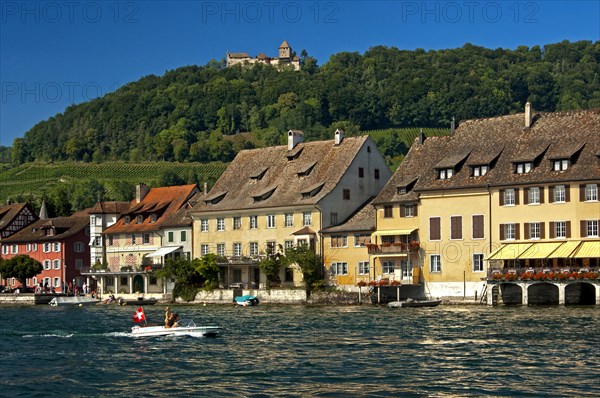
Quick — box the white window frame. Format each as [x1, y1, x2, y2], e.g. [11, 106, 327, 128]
[504, 189, 515, 206]
[43, 243, 51, 253]
[53, 259, 61, 270]
[529, 222, 540, 240]
[331, 262, 348, 276]
[555, 221, 567, 239]
[516, 162, 532, 174]
[11, 244, 18, 254]
[405, 204, 415, 217]
[201, 244, 209, 256]
[233, 242, 242, 257]
[1, 245, 7, 255]
[382, 260, 395, 274]
[585, 184, 598, 201]
[473, 254, 484, 272]
[53, 242, 60, 252]
[143, 234, 151, 244]
[528, 187, 540, 205]
[249, 216, 258, 229]
[44, 260, 51, 270]
[200, 219, 209, 232]
[554, 185, 566, 203]
[553, 159, 568, 171]
[438, 168, 453, 179]
[216, 243, 225, 256]
[267, 214, 276, 229]
[303, 212, 312, 226]
[217, 218, 225, 231]
[250, 242, 259, 256]
[587, 220, 598, 238]
[285, 213, 294, 227]
[233, 217, 241, 230]
[430, 255, 442, 273]
[358, 261, 370, 275]
[505, 223, 516, 240]
[53, 277, 61, 288]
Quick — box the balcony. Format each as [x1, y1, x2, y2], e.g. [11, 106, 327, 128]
[366, 242, 420, 255]
[488, 267, 599, 282]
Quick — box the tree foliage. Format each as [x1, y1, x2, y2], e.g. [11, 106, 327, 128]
[12, 41, 599, 165]
[258, 245, 285, 288]
[284, 245, 324, 297]
[0, 255, 43, 289]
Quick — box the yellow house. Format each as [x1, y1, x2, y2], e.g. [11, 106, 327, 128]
[189, 129, 391, 288]
[372, 105, 600, 301]
[321, 198, 375, 287]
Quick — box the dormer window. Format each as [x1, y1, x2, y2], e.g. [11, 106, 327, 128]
[301, 183, 324, 199]
[250, 167, 268, 181]
[150, 214, 157, 223]
[124, 216, 130, 225]
[552, 159, 569, 171]
[397, 187, 407, 194]
[472, 165, 488, 177]
[438, 168, 453, 179]
[136, 215, 144, 224]
[297, 162, 316, 178]
[515, 162, 532, 174]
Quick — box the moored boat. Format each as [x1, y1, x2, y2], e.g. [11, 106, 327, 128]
[49, 296, 101, 306]
[234, 295, 259, 306]
[387, 298, 442, 308]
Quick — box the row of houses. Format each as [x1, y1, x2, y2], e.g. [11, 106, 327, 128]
[1, 105, 599, 302]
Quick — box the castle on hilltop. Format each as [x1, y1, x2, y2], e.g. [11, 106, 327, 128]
[226, 40, 301, 71]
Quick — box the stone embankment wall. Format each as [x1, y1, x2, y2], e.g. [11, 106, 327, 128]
[185, 288, 360, 305]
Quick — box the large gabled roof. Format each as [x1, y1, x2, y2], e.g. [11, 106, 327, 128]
[104, 185, 199, 233]
[191, 135, 371, 213]
[3, 211, 90, 243]
[375, 108, 600, 205]
[322, 197, 376, 234]
[89, 201, 131, 215]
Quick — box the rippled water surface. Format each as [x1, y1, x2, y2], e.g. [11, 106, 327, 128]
[1, 304, 599, 397]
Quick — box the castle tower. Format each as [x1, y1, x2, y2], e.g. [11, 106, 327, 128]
[279, 40, 291, 60]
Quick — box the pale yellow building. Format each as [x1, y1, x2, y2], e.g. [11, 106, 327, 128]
[372, 105, 600, 301]
[226, 40, 301, 71]
[189, 129, 391, 288]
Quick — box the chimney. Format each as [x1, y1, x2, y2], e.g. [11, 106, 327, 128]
[418, 129, 426, 145]
[288, 130, 304, 150]
[334, 129, 345, 145]
[451, 117, 456, 134]
[203, 182, 208, 196]
[136, 183, 150, 203]
[525, 102, 533, 128]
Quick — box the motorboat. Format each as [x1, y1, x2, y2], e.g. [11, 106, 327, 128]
[118, 298, 158, 306]
[49, 296, 101, 306]
[387, 298, 442, 308]
[234, 295, 259, 306]
[131, 319, 222, 337]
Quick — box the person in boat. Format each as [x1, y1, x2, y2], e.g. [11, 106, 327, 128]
[164, 306, 172, 327]
[165, 313, 179, 328]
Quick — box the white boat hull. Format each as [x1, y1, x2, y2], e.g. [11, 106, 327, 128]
[131, 321, 222, 337]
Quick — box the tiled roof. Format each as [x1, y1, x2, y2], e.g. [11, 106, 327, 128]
[321, 198, 376, 234]
[375, 108, 600, 204]
[279, 40, 290, 48]
[3, 213, 89, 243]
[0, 203, 37, 231]
[89, 201, 131, 214]
[191, 136, 371, 213]
[104, 185, 199, 234]
[228, 52, 250, 58]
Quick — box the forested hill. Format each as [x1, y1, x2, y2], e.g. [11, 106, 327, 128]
[12, 40, 600, 164]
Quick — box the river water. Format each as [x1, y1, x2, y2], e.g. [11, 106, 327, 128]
[1, 304, 599, 397]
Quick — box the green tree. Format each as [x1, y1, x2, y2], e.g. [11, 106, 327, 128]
[157, 170, 185, 187]
[258, 245, 285, 288]
[195, 254, 221, 289]
[0, 255, 43, 290]
[155, 258, 203, 302]
[284, 245, 324, 298]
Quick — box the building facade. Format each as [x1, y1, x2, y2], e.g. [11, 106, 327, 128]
[190, 129, 391, 288]
[373, 105, 600, 302]
[226, 40, 301, 70]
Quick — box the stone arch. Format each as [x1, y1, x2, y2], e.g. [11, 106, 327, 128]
[500, 283, 522, 305]
[528, 282, 559, 305]
[565, 282, 596, 305]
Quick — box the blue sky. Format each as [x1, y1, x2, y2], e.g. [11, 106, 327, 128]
[1, 0, 598, 147]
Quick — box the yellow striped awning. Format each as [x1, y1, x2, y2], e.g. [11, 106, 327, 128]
[517, 242, 564, 259]
[486, 243, 532, 260]
[571, 241, 600, 258]
[372, 229, 416, 236]
[547, 241, 582, 258]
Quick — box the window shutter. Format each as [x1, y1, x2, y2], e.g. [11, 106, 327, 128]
[514, 188, 520, 205]
[499, 190, 505, 206]
[430, 218, 441, 241]
[524, 188, 529, 205]
[499, 224, 505, 241]
[539, 187, 545, 204]
[580, 184, 586, 202]
[540, 222, 545, 239]
[565, 185, 570, 202]
[581, 220, 587, 237]
[566, 221, 571, 238]
[524, 223, 530, 239]
[414, 205, 418, 216]
[548, 186, 554, 203]
[400, 205, 406, 218]
[549, 222, 555, 238]
[515, 223, 520, 240]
